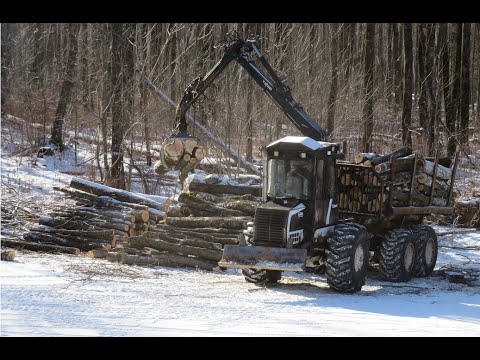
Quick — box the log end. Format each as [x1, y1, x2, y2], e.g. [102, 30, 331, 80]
[1, 250, 16, 261]
[86, 249, 108, 259]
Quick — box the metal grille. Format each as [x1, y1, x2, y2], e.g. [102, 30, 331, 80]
[254, 208, 288, 247]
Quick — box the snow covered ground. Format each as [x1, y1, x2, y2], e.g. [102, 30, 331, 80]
[1, 238, 479, 337]
[1, 116, 480, 337]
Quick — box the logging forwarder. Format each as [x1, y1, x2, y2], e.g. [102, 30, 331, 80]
[165, 33, 457, 292]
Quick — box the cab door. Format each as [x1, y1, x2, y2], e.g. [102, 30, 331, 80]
[314, 156, 338, 227]
[324, 157, 339, 225]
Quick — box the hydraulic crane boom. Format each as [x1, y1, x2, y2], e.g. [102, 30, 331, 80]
[174, 37, 327, 141]
[161, 34, 327, 179]
[235, 40, 327, 141]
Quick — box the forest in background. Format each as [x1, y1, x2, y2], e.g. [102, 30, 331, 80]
[1, 23, 479, 189]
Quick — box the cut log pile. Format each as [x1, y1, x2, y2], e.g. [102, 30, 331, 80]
[4, 174, 260, 273]
[339, 147, 455, 213]
[105, 184, 259, 270]
[12, 177, 170, 255]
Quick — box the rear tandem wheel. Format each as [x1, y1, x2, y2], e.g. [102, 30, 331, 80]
[379, 228, 416, 282]
[411, 225, 438, 277]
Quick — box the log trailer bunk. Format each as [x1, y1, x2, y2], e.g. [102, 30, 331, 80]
[164, 34, 457, 293]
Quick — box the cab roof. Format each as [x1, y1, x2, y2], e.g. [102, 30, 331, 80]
[267, 136, 335, 152]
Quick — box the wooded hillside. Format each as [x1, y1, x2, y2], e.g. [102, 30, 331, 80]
[2, 23, 479, 189]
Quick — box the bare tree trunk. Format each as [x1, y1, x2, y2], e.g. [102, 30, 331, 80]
[327, 23, 339, 139]
[109, 23, 126, 189]
[362, 23, 375, 152]
[124, 23, 135, 192]
[140, 23, 152, 166]
[377, 23, 385, 96]
[123, 23, 135, 142]
[245, 73, 254, 162]
[101, 24, 111, 177]
[31, 23, 45, 86]
[451, 23, 463, 153]
[431, 24, 443, 154]
[168, 23, 177, 103]
[1, 23, 12, 116]
[345, 23, 355, 83]
[387, 23, 393, 106]
[439, 24, 456, 157]
[418, 23, 436, 155]
[245, 22, 258, 163]
[393, 23, 403, 112]
[460, 23, 471, 145]
[51, 23, 79, 151]
[402, 23, 413, 147]
[307, 23, 316, 102]
[80, 24, 88, 110]
[274, 23, 289, 139]
[418, 24, 428, 140]
[428, 24, 440, 156]
[196, 24, 213, 127]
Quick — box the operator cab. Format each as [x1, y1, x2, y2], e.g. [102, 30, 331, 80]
[254, 136, 342, 249]
[266, 156, 313, 207]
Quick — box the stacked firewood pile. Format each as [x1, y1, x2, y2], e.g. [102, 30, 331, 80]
[339, 147, 455, 212]
[106, 181, 259, 270]
[9, 177, 169, 255]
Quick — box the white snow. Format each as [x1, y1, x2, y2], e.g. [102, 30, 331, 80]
[1, 115, 480, 337]
[1, 243, 479, 337]
[267, 136, 329, 151]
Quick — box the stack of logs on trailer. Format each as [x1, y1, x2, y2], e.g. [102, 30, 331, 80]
[338, 147, 458, 215]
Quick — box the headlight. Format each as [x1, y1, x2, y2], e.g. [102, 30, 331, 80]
[289, 212, 304, 231]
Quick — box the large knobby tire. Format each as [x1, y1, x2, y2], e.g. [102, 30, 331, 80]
[379, 229, 416, 282]
[242, 268, 282, 284]
[240, 233, 282, 284]
[325, 222, 370, 293]
[411, 225, 438, 277]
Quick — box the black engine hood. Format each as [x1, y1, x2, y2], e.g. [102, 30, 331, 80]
[258, 200, 301, 212]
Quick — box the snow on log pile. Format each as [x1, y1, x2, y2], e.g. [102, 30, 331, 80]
[13, 177, 170, 255]
[106, 173, 260, 271]
[342, 147, 455, 212]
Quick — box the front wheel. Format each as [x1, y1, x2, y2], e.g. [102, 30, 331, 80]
[242, 268, 282, 284]
[239, 232, 282, 284]
[325, 222, 370, 293]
